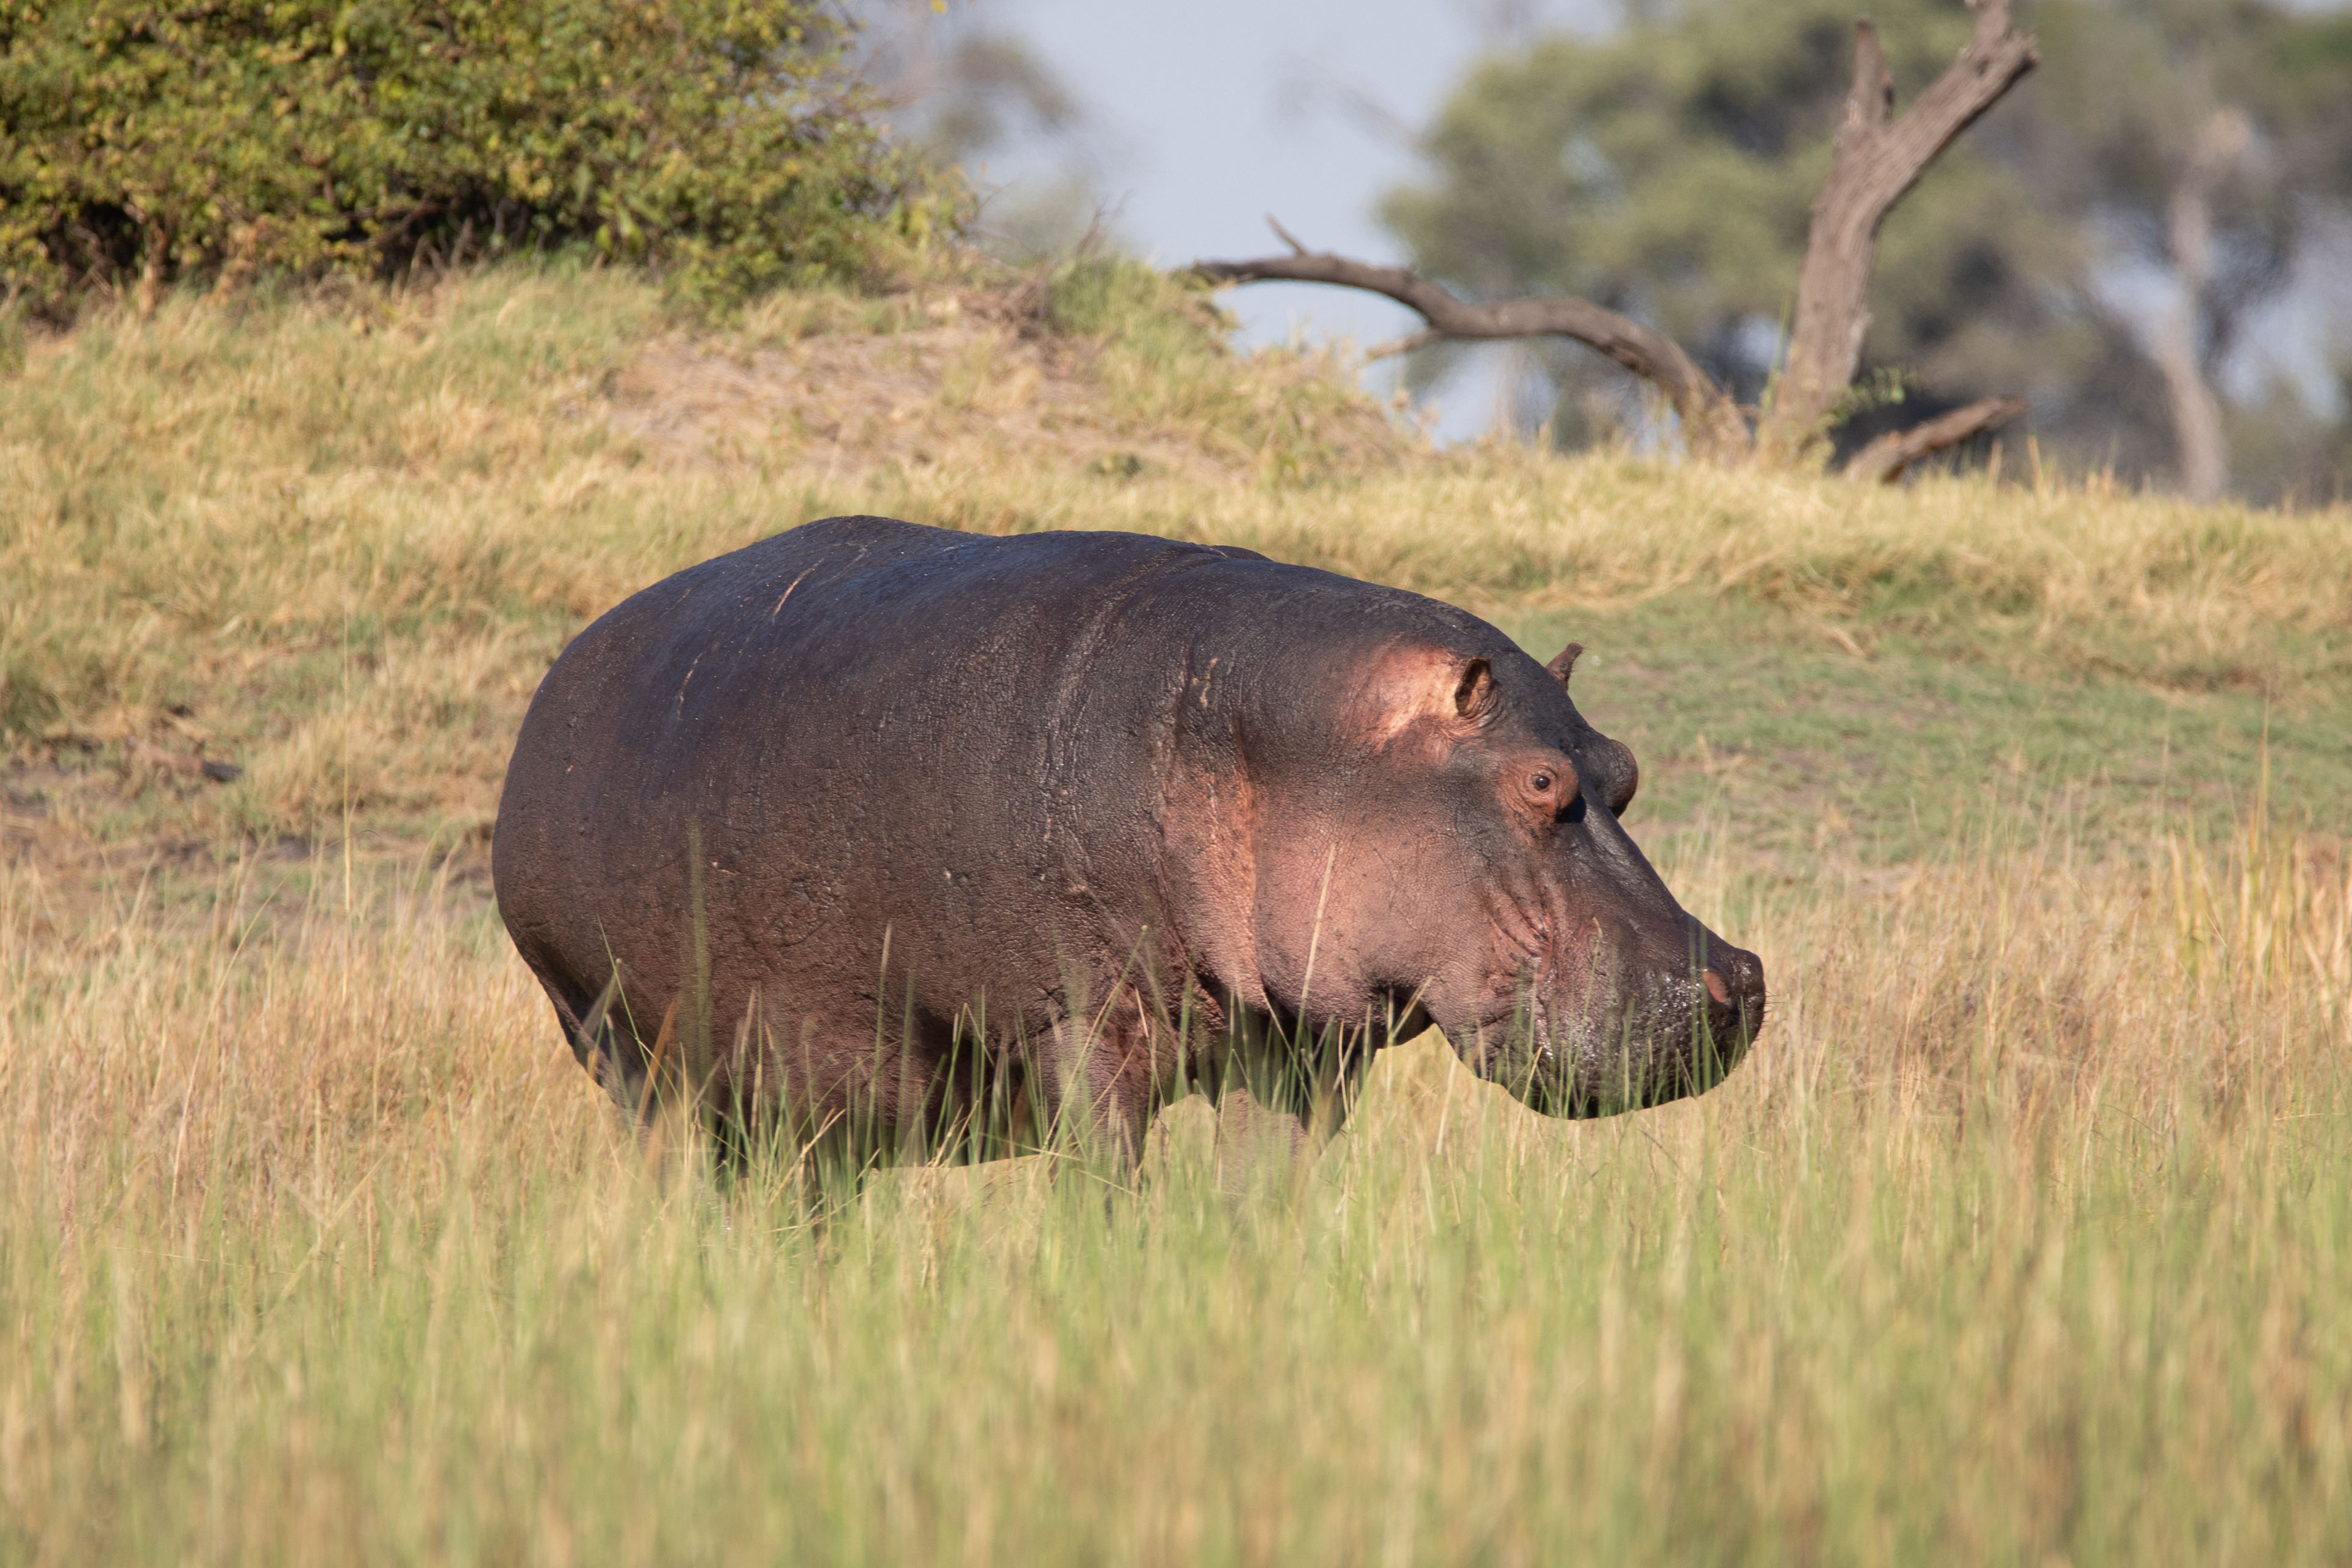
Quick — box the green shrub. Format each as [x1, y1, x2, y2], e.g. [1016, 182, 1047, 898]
[0, 0, 961, 312]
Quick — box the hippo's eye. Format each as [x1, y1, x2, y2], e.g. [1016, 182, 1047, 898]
[1522, 762, 1579, 821]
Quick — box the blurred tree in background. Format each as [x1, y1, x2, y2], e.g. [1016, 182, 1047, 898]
[0, 0, 958, 313]
[1382, 0, 2352, 499]
[1995, 0, 2352, 498]
[855, 0, 1113, 259]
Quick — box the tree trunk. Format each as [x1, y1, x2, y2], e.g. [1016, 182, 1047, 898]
[1754, 0, 2038, 462]
[2149, 109, 2250, 504]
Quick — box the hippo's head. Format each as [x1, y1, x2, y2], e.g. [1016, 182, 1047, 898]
[1242, 634, 1765, 1116]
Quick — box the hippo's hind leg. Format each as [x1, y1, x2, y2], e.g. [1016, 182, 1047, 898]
[529, 962, 664, 1119]
[714, 998, 1000, 1177]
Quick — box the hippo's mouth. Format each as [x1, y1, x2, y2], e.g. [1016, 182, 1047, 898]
[1448, 962, 1764, 1118]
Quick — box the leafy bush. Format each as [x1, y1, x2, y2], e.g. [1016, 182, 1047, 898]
[0, 0, 960, 311]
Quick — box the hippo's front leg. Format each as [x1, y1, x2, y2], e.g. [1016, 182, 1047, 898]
[1024, 998, 1187, 1169]
[1201, 1008, 1376, 1196]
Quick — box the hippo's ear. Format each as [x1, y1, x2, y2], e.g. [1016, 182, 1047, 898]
[1452, 657, 1498, 723]
[1350, 647, 1502, 746]
[1544, 642, 1584, 689]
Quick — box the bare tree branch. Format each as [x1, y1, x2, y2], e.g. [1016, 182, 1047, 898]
[1757, 0, 2038, 462]
[1195, 3, 2032, 475]
[1192, 226, 1753, 462]
[1840, 395, 2028, 483]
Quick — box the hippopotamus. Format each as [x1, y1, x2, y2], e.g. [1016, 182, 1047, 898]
[492, 515, 1765, 1162]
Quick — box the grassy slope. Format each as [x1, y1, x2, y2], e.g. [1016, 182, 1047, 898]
[4, 267, 2351, 1565]
[5, 265, 2349, 867]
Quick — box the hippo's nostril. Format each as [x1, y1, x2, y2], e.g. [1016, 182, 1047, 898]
[1702, 968, 1732, 1007]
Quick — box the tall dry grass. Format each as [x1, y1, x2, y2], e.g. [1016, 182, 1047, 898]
[2, 797, 2345, 1564]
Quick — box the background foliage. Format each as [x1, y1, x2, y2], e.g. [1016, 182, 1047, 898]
[1382, 0, 2070, 429]
[0, 0, 959, 311]
[1377, 0, 2352, 496]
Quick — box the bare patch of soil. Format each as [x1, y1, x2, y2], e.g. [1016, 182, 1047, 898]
[604, 316, 1244, 484]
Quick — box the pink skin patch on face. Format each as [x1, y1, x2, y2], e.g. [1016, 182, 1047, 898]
[1340, 643, 1487, 751]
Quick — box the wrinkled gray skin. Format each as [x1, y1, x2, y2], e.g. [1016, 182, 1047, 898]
[492, 517, 1765, 1159]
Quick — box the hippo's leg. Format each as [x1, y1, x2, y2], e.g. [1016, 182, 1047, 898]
[523, 960, 674, 1120]
[1013, 989, 1192, 1169]
[740, 1007, 969, 1169]
[1204, 1009, 1379, 1197]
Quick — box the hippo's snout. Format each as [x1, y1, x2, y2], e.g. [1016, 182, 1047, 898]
[1701, 942, 1767, 1066]
[1563, 929, 1764, 1115]
[1462, 925, 1766, 1118]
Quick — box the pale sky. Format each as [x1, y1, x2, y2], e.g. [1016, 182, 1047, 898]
[937, 0, 1612, 437]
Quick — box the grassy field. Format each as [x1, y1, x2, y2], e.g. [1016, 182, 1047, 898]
[4, 266, 2351, 1564]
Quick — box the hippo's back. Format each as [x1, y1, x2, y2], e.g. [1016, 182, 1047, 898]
[490, 516, 1352, 1090]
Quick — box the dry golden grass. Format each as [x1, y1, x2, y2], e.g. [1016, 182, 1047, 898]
[2, 801, 2347, 1563]
[4, 265, 2352, 1563]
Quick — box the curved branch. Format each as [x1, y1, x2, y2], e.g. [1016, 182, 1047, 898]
[1840, 395, 2027, 483]
[1191, 240, 1752, 462]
